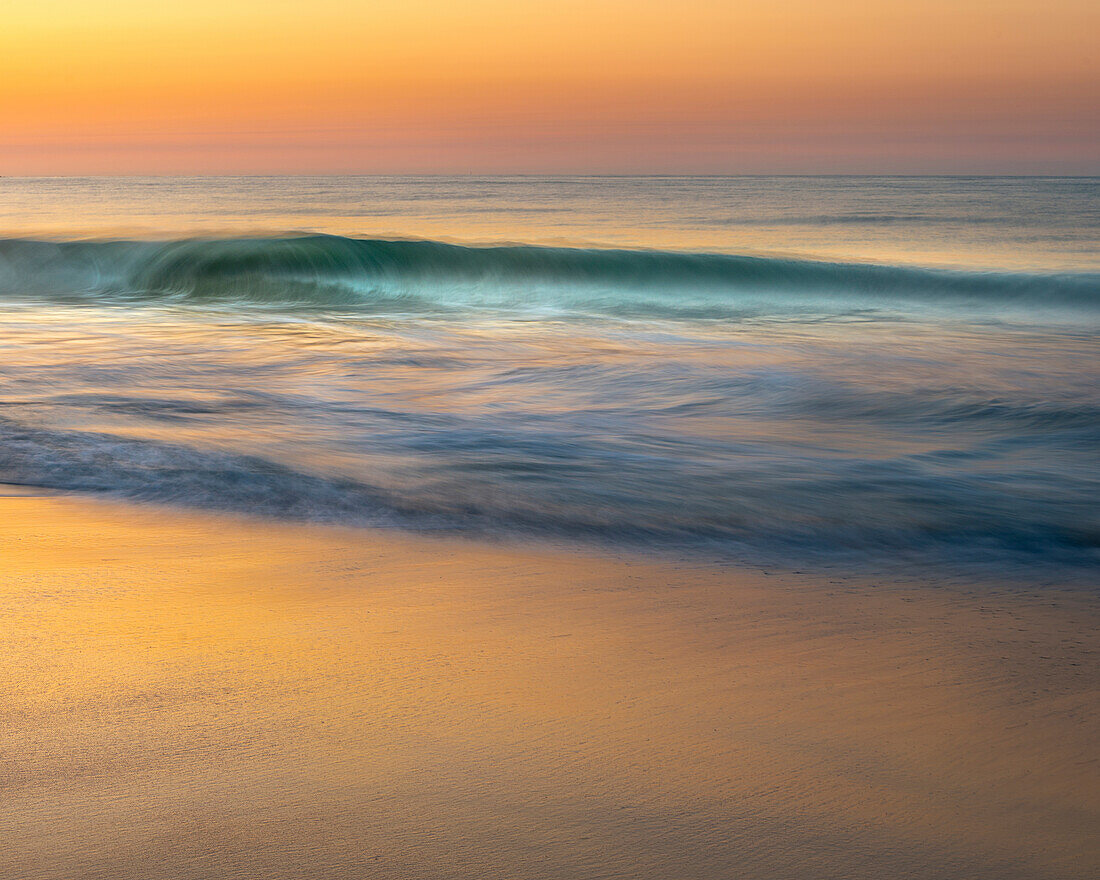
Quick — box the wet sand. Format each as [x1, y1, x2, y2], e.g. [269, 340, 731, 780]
[1, 496, 1097, 879]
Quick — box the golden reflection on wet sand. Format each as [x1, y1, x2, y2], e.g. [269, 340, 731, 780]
[1, 497, 1097, 879]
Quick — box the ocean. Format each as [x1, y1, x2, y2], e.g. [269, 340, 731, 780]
[1, 176, 1097, 581]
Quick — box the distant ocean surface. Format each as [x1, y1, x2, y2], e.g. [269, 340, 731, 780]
[1, 176, 1097, 582]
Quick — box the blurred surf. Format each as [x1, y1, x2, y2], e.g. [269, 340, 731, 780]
[0, 177, 1096, 582]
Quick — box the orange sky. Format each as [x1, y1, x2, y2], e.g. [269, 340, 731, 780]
[1, 0, 1097, 174]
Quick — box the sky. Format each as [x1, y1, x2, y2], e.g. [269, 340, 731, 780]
[1, 0, 1097, 175]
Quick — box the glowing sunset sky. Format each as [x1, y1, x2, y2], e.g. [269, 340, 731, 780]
[2, 0, 1097, 174]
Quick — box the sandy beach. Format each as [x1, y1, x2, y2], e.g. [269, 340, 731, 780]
[1, 494, 1096, 879]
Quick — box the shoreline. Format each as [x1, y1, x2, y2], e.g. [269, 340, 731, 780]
[2, 495, 1097, 879]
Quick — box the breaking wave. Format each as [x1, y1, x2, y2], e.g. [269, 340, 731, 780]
[0, 235, 1096, 319]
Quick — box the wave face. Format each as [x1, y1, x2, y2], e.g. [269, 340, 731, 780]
[1, 235, 1097, 320]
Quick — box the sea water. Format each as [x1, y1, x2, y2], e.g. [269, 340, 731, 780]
[1, 176, 1097, 581]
